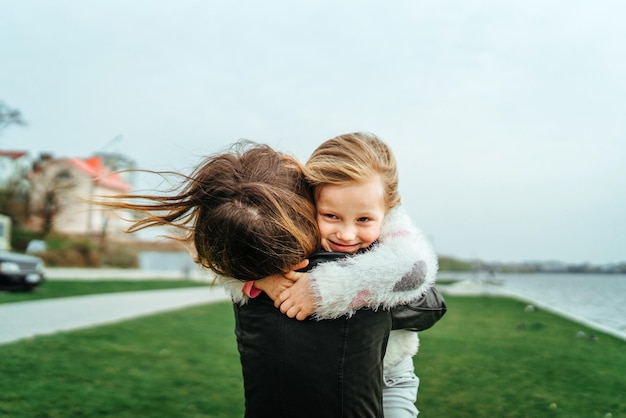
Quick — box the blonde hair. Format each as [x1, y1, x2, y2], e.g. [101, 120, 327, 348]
[305, 132, 400, 210]
[101, 142, 320, 281]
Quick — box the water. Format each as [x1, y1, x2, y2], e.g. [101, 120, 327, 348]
[439, 272, 626, 341]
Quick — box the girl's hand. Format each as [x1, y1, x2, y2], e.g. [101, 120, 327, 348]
[276, 273, 316, 321]
[253, 274, 294, 302]
[253, 259, 310, 302]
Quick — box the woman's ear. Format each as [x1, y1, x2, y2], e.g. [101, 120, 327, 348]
[290, 259, 310, 272]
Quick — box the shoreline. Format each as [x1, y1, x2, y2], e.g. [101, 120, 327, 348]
[438, 276, 626, 342]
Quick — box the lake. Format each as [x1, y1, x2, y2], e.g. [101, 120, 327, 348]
[438, 272, 626, 341]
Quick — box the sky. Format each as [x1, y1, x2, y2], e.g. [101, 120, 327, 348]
[1, 1, 625, 265]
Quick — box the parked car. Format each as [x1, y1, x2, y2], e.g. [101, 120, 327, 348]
[0, 250, 45, 291]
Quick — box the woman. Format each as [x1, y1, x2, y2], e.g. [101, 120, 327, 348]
[103, 140, 436, 417]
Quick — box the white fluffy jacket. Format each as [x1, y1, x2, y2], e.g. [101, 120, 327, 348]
[305, 206, 438, 319]
[384, 330, 420, 372]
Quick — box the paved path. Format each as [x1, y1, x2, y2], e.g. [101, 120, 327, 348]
[0, 287, 230, 345]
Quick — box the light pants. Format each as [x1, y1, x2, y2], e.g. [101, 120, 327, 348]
[383, 357, 420, 418]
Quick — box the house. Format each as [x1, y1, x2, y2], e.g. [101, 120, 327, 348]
[27, 154, 135, 239]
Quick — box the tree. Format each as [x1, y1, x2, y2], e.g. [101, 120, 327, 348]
[0, 100, 31, 234]
[28, 163, 77, 237]
[0, 101, 27, 134]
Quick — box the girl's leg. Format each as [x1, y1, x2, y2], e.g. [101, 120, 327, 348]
[383, 357, 420, 418]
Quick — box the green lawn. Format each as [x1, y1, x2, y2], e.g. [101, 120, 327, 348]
[416, 297, 625, 418]
[0, 302, 242, 418]
[1, 294, 624, 417]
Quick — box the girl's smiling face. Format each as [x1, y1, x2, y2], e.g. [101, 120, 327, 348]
[315, 176, 386, 254]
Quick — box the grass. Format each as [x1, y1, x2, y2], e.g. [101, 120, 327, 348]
[1, 294, 624, 417]
[0, 302, 243, 418]
[416, 297, 625, 418]
[0, 279, 207, 304]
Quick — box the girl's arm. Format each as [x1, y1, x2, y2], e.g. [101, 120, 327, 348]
[214, 261, 307, 303]
[214, 273, 295, 302]
[290, 206, 438, 319]
[219, 206, 438, 319]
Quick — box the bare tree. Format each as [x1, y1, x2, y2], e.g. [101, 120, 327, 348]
[0, 99, 31, 231]
[28, 163, 78, 237]
[0, 176, 30, 226]
[0, 101, 27, 134]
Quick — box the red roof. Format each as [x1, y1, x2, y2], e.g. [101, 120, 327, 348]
[68, 156, 132, 192]
[0, 151, 28, 159]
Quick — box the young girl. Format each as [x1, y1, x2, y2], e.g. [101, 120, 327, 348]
[248, 132, 436, 417]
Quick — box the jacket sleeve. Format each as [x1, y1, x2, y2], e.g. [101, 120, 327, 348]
[390, 286, 447, 331]
[214, 273, 248, 304]
[308, 206, 439, 319]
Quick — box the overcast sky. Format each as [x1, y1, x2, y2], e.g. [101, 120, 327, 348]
[1, 1, 624, 265]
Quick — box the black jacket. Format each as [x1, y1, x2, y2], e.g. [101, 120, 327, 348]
[234, 294, 391, 418]
[233, 251, 391, 418]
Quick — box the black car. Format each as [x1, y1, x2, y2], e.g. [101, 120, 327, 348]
[0, 250, 45, 291]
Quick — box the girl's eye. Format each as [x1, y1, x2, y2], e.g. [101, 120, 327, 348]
[357, 217, 370, 223]
[324, 213, 338, 220]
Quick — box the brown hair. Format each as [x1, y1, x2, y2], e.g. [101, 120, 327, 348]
[103, 141, 319, 281]
[305, 132, 400, 210]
